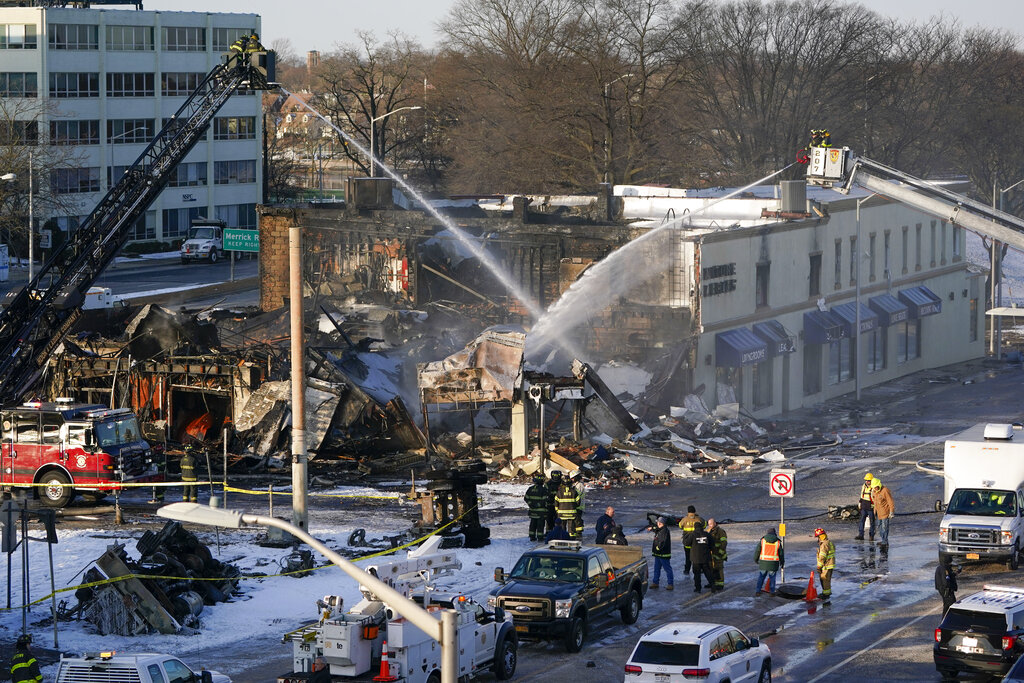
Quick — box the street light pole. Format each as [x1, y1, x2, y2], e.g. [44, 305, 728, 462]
[369, 106, 422, 177]
[854, 193, 877, 401]
[27, 150, 33, 282]
[158, 502, 459, 683]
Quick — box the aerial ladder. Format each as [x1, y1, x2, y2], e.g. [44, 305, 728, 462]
[0, 45, 276, 406]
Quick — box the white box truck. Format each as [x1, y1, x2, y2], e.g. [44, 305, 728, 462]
[939, 423, 1024, 569]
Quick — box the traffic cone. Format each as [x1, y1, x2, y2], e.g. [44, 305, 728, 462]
[805, 571, 818, 602]
[373, 640, 398, 682]
[762, 575, 772, 593]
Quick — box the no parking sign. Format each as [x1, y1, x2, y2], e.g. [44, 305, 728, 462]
[769, 469, 795, 498]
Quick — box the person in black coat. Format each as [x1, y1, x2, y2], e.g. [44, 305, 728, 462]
[595, 506, 616, 544]
[936, 557, 959, 614]
[685, 523, 714, 593]
[647, 516, 674, 590]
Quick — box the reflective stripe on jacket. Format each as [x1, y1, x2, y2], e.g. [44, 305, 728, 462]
[759, 538, 780, 562]
[525, 483, 548, 517]
[555, 483, 578, 518]
[860, 480, 873, 502]
[817, 537, 836, 570]
[11, 651, 42, 683]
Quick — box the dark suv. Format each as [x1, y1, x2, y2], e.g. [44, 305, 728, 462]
[934, 585, 1024, 679]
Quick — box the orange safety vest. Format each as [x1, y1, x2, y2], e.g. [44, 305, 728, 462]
[860, 481, 873, 502]
[759, 538, 780, 562]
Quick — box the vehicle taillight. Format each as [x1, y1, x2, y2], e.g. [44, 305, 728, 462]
[935, 628, 942, 642]
[624, 664, 642, 675]
[1003, 635, 1015, 650]
[682, 669, 711, 678]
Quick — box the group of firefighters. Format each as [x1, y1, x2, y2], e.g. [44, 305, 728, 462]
[524, 470, 586, 542]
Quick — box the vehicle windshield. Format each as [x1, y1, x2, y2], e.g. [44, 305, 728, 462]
[509, 554, 585, 582]
[631, 641, 700, 666]
[188, 227, 217, 240]
[94, 415, 141, 447]
[942, 608, 1007, 634]
[947, 489, 1017, 516]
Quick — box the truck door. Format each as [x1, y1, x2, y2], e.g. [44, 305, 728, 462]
[586, 555, 611, 614]
[12, 412, 41, 482]
[146, 663, 168, 683]
[161, 658, 193, 683]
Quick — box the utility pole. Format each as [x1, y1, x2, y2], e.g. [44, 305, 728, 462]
[289, 226, 308, 531]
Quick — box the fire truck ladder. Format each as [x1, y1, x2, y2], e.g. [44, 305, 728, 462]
[0, 52, 276, 406]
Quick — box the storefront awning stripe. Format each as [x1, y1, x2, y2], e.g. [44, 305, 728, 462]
[752, 320, 796, 356]
[803, 310, 846, 345]
[715, 328, 768, 367]
[868, 293, 909, 326]
[831, 302, 879, 335]
[898, 285, 942, 318]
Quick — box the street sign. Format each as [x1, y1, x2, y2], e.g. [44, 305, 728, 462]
[39, 229, 51, 250]
[223, 228, 259, 252]
[769, 469, 795, 498]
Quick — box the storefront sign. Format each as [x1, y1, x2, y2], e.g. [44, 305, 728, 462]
[702, 262, 737, 297]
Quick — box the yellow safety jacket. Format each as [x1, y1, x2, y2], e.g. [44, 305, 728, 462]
[817, 537, 836, 571]
[759, 538, 781, 562]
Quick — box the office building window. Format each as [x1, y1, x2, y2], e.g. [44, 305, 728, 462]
[828, 337, 853, 385]
[755, 263, 770, 308]
[162, 26, 205, 51]
[752, 360, 772, 409]
[162, 207, 201, 239]
[106, 25, 153, 50]
[215, 203, 257, 229]
[896, 319, 921, 363]
[868, 233, 876, 281]
[940, 222, 947, 264]
[108, 119, 155, 143]
[161, 72, 204, 96]
[53, 215, 83, 233]
[930, 221, 937, 266]
[953, 225, 962, 260]
[834, 240, 842, 290]
[902, 226, 909, 274]
[1, 73, 38, 97]
[867, 327, 886, 373]
[849, 235, 857, 285]
[48, 24, 97, 50]
[106, 72, 154, 97]
[213, 27, 255, 51]
[809, 253, 821, 297]
[129, 211, 156, 241]
[167, 162, 207, 187]
[883, 230, 891, 280]
[0, 24, 37, 49]
[970, 277, 979, 342]
[915, 224, 922, 270]
[49, 72, 98, 98]
[50, 167, 100, 194]
[3, 120, 38, 145]
[213, 116, 256, 140]
[50, 120, 99, 145]
[214, 159, 256, 185]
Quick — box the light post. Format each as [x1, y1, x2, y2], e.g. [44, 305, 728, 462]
[158, 502, 459, 683]
[991, 178, 1024, 357]
[369, 106, 421, 177]
[27, 151, 32, 281]
[603, 73, 633, 186]
[1, 172, 15, 272]
[854, 193, 878, 401]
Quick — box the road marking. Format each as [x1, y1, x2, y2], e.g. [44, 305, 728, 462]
[804, 608, 938, 683]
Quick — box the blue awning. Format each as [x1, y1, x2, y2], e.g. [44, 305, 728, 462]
[753, 320, 796, 356]
[803, 310, 846, 344]
[715, 328, 768, 367]
[899, 285, 942, 318]
[831, 302, 878, 335]
[868, 294, 909, 326]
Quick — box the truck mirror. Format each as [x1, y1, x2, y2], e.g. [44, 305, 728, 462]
[494, 567, 505, 583]
[595, 574, 608, 589]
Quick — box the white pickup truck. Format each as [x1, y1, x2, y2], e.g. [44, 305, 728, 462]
[180, 220, 226, 264]
[55, 652, 231, 683]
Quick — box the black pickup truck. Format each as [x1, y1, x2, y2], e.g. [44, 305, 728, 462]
[488, 540, 649, 652]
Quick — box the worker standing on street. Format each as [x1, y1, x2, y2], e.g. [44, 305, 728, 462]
[10, 634, 42, 683]
[855, 472, 875, 540]
[180, 444, 198, 503]
[935, 556, 959, 614]
[678, 505, 705, 574]
[814, 528, 836, 600]
[872, 478, 895, 551]
[686, 520, 714, 593]
[555, 471, 582, 539]
[595, 506, 616, 544]
[754, 527, 784, 595]
[545, 471, 562, 536]
[707, 518, 727, 592]
[525, 474, 549, 542]
[647, 516, 674, 590]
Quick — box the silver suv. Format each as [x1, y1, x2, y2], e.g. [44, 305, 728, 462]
[624, 621, 771, 683]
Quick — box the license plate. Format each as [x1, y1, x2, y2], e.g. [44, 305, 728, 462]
[655, 675, 670, 683]
[515, 625, 528, 633]
[966, 553, 980, 560]
[962, 636, 978, 647]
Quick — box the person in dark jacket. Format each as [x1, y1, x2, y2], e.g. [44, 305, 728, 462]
[707, 518, 728, 591]
[524, 474, 549, 541]
[936, 556, 959, 614]
[595, 506, 616, 544]
[180, 444, 198, 503]
[545, 471, 562, 535]
[685, 522, 714, 593]
[545, 518, 571, 542]
[647, 516, 674, 590]
[605, 524, 628, 545]
[754, 527, 784, 595]
[677, 505, 705, 574]
[10, 634, 42, 683]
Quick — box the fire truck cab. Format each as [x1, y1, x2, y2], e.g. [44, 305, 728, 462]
[0, 399, 157, 507]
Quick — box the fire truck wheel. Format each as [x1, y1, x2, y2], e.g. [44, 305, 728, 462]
[39, 471, 74, 508]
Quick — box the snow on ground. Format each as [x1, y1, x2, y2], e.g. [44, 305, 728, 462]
[113, 251, 182, 264]
[123, 282, 229, 299]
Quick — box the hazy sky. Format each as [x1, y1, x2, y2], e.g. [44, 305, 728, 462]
[156, 0, 1022, 54]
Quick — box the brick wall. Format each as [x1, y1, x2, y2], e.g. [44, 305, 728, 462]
[258, 208, 295, 311]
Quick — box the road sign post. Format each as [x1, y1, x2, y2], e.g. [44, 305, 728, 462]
[769, 469, 795, 581]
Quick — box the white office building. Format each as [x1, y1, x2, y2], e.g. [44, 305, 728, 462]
[0, 6, 261, 242]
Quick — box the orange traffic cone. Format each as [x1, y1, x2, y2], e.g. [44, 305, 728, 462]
[805, 571, 818, 602]
[373, 640, 398, 682]
[762, 575, 772, 593]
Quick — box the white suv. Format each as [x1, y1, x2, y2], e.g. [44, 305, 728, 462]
[624, 622, 772, 683]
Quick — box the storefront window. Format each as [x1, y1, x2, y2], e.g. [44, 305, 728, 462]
[828, 337, 852, 385]
[715, 366, 741, 407]
[897, 320, 921, 363]
[867, 327, 886, 373]
[804, 344, 822, 396]
[752, 360, 772, 409]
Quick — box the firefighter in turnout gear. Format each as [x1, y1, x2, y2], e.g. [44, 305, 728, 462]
[545, 471, 562, 535]
[10, 634, 42, 683]
[525, 474, 549, 541]
[555, 471, 583, 539]
[707, 518, 727, 591]
[815, 527, 836, 599]
[855, 472, 875, 540]
[678, 505, 705, 574]
[180, 444, 198, 503]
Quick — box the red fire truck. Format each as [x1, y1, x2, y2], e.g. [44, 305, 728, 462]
[0, 400, 157, 507]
